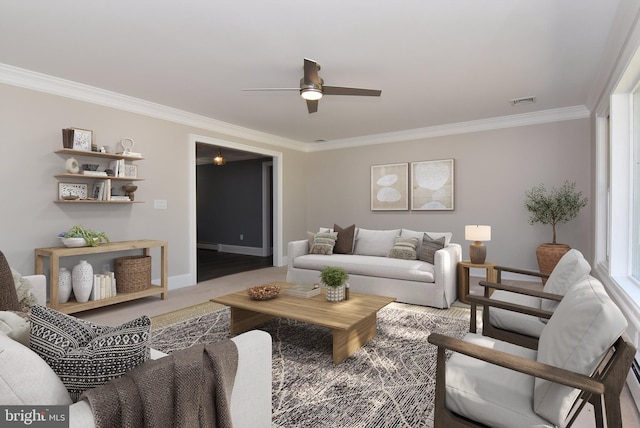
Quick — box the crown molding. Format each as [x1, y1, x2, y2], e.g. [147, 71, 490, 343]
[0, 63, 305, 152]
[305, 105, 591, 152]
[1, 63, 590, 154]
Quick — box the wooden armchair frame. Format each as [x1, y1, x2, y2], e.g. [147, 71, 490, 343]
[468, 264, 562, 350]
[427, 333, 636, 428]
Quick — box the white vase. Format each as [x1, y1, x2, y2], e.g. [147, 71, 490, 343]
[72, 260, 93, 303]
[325, 284, 345, 302]
[58, 267, 72, 303]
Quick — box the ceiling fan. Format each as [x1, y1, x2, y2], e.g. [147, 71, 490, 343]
[243, 58, 382, 113]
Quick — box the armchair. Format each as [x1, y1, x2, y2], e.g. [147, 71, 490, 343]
[469, 249, 591, 349]
[428, 275, 634, 428]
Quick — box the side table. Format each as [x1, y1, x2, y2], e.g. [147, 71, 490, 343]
[457, 260, 497, 304]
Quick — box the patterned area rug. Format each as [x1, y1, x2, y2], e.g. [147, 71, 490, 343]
[150, 302, 471, 428]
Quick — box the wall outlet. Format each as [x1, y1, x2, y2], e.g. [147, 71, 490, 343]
[240, 234, 244, 240]
[102, 263, 111, 273]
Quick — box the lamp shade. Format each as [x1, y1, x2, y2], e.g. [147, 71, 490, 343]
[465, 225, 491, 242]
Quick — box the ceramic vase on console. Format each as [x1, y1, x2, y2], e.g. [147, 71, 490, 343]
[325, 284, 345, 302]
[58, 267, 72, 303]
[72, 260, 93, 303]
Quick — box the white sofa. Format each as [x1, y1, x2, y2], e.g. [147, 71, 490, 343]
[287, 228, 462, 308]
[1, 275, 272, 428]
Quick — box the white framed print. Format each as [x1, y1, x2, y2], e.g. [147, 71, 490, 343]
[370, 163, 409, 211]
[123, 164, 138, 178]
[71, 128, 93, 151]
[411, 158, 454, 211]
[58, 182, 88, 200]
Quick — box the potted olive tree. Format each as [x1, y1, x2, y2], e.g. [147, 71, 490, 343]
[524, 181, 588, 276]
[320, 266, 349, 302]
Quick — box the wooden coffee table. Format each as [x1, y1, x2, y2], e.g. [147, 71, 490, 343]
[212, 282, 395, 364]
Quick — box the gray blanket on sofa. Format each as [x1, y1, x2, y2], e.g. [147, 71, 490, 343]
[81, 340, 238, 428]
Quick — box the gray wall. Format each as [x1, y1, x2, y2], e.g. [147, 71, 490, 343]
[197, 158, 270, 248]
[0, 81, 591, 285]
[305, 119, 592, 271]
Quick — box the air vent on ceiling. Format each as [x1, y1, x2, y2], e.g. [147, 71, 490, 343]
[510, 96, 536, 106]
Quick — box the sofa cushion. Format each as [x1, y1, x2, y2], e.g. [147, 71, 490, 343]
[534, 276, 627, 426]
[30, 305, 151, 401]
[354, 228, 401, 257]
[445, 333, 549, 427]
[0, 251, 21, 312]
[333, 224, 356, 254]
[488, 291, 546, 338]
[0, 310, 30, 346]
[0, 330, 73, 405]
[418, 234, 446, 264]
[540, 249, 591, 315]
[388, 236, 419, 260]
[309, 231, 338, 255]
[293, 254, 435, 283]
[400, 229, 453, 253]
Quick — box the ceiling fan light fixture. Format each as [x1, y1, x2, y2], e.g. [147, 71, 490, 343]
[300, 87, 323, 101]
[213, 149, 226, 165]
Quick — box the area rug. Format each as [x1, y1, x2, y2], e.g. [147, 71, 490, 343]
[150, 302, 471, 427]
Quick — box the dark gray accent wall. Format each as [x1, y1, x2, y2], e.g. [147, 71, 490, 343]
[197, 158, 270, 248]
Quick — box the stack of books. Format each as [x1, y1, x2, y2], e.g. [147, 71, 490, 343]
[90, 272, 117, 300]
[284, 284, 321, 298]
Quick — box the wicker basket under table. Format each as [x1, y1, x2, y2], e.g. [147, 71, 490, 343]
[115, 255, 151, 293]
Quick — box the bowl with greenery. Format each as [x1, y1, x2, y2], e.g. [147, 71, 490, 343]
[58, 225, 110, 247]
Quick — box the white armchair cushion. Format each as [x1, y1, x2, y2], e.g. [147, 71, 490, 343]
[354, 228, 400, 256]
[534, 275, 627, 425]
[445, 333, 551, 428]
[488, 291, 546, 338]
[0, 331, 72, 405]
[540, 249, 591, 314]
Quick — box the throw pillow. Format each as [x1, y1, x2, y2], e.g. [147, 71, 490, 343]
[11, 268, 38, 312]
[333, 224, 356, 254]
[388, 237, 419, 260]
[0, 251, 21, 312]
[29, 305, 151, 401]
[309, 232, 339, 255]
[419, 234, 446, 264]
[0, 310, 30, 346]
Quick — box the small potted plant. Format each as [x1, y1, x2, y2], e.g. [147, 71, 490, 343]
[524, 181, 588, 276]
[58, 225, 110, 247]
[320, 266, 349, 302]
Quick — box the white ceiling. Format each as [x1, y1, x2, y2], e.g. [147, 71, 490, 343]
[0, 0, 625, 145]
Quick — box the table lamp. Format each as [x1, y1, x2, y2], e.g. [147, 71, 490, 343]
[465, 225, 491, 264]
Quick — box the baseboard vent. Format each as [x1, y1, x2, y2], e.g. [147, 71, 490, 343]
[510, 96, 536, 106]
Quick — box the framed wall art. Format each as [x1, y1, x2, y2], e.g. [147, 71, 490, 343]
[71, 128, 93, 151]
[370, 163, 409, 211]
[411, 158, 455, 211]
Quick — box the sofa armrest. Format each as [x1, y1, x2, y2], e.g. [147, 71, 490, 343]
[434, 243, 462, 307]
[23, 275, 46, 306]
[287, 239, 309, 270]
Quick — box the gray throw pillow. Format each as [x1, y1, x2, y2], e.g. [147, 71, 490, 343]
[333, 224, 356, 254]
[419, 234, 445, 264]
[29, 305, 151, 401]
[388, 237, 419, 260]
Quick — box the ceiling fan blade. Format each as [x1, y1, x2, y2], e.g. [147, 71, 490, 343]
[303, 58, 321, 85]
[323, 86, 382, 97]
[306, 99, 318, 114]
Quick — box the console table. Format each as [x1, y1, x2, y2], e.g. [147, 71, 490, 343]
[35, 239, 168, 314]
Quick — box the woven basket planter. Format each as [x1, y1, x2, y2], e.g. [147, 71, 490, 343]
[115, 255, 151, 293]
[535, 243, 570, 284]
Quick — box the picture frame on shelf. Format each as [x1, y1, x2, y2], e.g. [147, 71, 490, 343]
[91, 181, 106, 200]
[71, 128, 93, 151]
[123, 164, 138, 179]
[58, 182, 88, 200]
[370, 162, 409, 211]
[410, 158, 455, 211]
